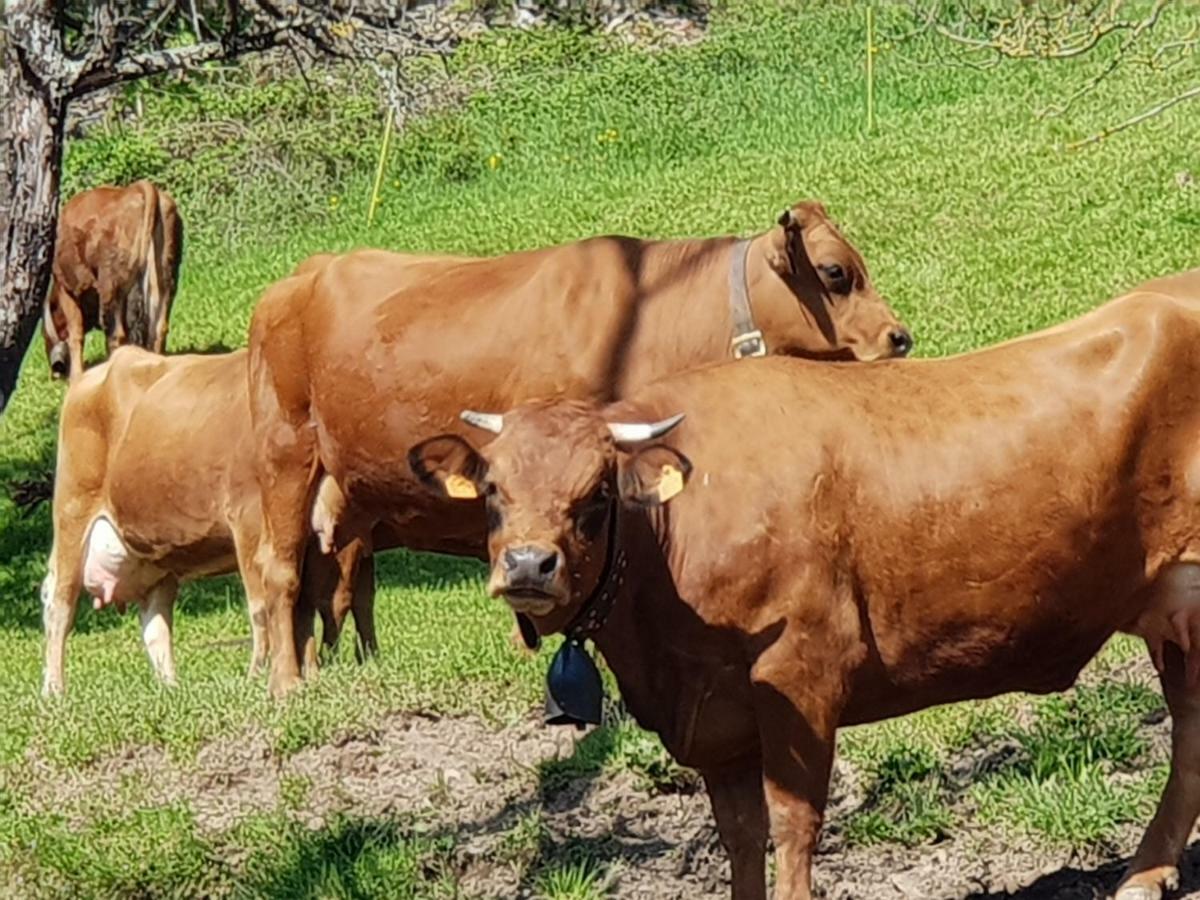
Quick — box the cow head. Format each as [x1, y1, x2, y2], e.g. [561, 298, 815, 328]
[42, 286, 71, 380]
[408, 400, 689, 623]
[759, 199, 911, 362]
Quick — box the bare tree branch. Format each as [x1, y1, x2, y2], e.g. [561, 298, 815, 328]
[1066, 82, 1200, 150]
[59, 1, 455, 99]
[69, 27, 290, 97]
[0, 0, 460, 414]
[895, 0, 1198, 147]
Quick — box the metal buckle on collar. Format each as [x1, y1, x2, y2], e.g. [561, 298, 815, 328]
[731, 329, 766, 359]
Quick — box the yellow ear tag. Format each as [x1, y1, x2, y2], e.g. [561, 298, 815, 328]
[657, 464, 685, 503]
[444, 474, 478, 500]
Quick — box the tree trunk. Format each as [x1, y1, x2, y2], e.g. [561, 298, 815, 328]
[0, 3, 67, 415]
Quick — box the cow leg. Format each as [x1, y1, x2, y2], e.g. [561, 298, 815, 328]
[246, 587, 271, 678]
[139, 578, 178, 686]
[305, 573, 342, 668]
[249, 294, 320, 698]
[41, 543, 84, 697]
[1116, 642, 1200, 899]
[308, 541, 378, 666]
[295, 540, 334, 676]
[750, 621, 845, 900]
[250, 414, 316, 696]
[316, 587, 338, 661]
[326, 540, 377, 663]
[99, 274, 126, 356]
[349, 549, 377, 663]
[703, 756, 768, 900]
[257, 480, 315, 698]
[233, 531, 271, 677]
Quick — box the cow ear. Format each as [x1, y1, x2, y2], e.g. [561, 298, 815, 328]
[790, 199, 828, 224]
[408, 435, 487, 500]
[618, 445, 692, 507]
[766, 207, 797, 275]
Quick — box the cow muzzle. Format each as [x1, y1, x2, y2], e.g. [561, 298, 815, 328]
[854, 326, 914, 362]
[488, 543, 567, 614]
[48, 344, 70, 379]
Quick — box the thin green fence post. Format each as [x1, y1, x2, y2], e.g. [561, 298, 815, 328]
[368, 108, 395, 227]
[866, 5, 875, 135]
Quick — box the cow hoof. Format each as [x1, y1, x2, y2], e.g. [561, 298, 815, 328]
[268, 673, 302, 699]
[1115, 865, 1180, 900]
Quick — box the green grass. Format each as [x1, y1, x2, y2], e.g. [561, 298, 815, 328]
[2, 805, 462, 899]
[2, 1, 1198, 894]
[534, 859, 612, 900]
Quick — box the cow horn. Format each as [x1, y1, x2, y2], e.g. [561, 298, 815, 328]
[607, 413, 685, 446]
[43, 297, 56, 337]
[460, 410, 504, 433]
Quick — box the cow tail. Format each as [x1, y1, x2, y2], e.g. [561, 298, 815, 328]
[133, 180, 161, 348]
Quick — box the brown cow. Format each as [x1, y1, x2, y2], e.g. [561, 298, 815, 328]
[247, 200, 912, 697]
[43, 180, 183, 380]
[41, 345, 372, 695]
[408, 267, 1200, 900]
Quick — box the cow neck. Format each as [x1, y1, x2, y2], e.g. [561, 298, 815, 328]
[564, 500, 627, 642]
[728, 238, 767, 360]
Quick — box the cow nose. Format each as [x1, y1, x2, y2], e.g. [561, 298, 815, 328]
[503, 546, 560, 582]
[888, 329, 913, 357]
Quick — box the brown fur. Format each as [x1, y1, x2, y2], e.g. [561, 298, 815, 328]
[43, 181, 184, 380]
[410, 267, 1200, 900]
[245, 200, 911, 697]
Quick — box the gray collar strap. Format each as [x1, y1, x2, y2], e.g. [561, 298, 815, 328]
[728, 238, 766, 359]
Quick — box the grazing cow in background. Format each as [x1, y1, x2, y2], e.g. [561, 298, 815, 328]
[247, 199, 913, 697]
[43, 180, 183, 380]
[41, 345, 372, 696]
[408, 266, 1200, 900]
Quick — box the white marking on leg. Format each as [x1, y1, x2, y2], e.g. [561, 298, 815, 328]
[41, 565, 62, 696]
[246, 594, 269, 677]
[140, 581, 177, 686]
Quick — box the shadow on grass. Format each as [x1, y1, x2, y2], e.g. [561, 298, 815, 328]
[239, 815, 459, 899]
[508, 708, 694, 894]
[374, 546, 486, 593]
[966, 841, 1200, 899]
[0, 501, 54, 631]
[1, 406, 59, 632]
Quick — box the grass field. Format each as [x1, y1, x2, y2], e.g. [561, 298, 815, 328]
[2, 2, 1199, 897]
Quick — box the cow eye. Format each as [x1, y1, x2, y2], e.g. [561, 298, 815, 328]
[816, 264, 854, 296]
[820, 262, 849, 283]
[484, 484, 502, 531]
[576, 485, 610, 538]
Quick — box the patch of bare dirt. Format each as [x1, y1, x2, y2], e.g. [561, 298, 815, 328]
[20, 653, 1200, 898]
